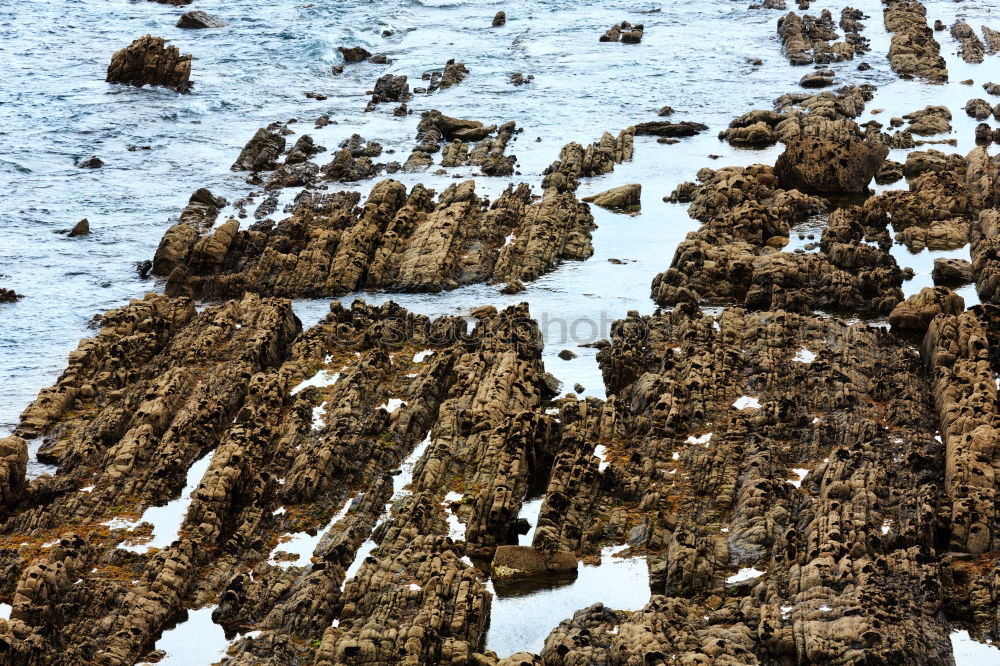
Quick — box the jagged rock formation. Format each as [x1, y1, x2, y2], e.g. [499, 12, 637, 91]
[865, 146, 999, 253]
[973, 208, 1000, 304]
[541, 129, 634, 192]
[405, 110, 518, 175]
[903, 105, 952, 136]
[883, 0, 948, 82]
[338, 46, 372, 63]
[985, 26, 1000, 53]
[719, 85, 874, 147]
[106, 35, 192, 93]
[318, 134, 387, 182]
[652, 164, 905, 314]
[599, 22, 644, 43]
[366, 74, 410, 111]
[151, 179, 595, 298]
[232, 127, 287, 172]
[418, 59, 469, 94]
[0, 298, 562, 664]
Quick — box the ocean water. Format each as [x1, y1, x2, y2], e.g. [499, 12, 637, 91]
[2, 0, 999, 658]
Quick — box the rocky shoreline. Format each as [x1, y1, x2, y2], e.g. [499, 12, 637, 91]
[3, 0, 1000, 664]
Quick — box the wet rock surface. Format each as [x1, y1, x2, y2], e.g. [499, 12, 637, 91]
[883, 0, 948, 82]
[0, 288, 22, 303]
[542, 128, 634, 192]
[720, 84, 875, 147]
[774, 136, 887, 193]
[176, 11, 227, 29]
[152, 178, 596, 298]
[106, 35, 192, 93]
[10, 1, 1000, 664]
[600, 22, 644, 44]
[405, 110, 519, 175]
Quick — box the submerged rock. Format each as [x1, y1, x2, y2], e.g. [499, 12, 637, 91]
[176, 11, 227, 29]
[600, 21, 644, 43]
[0, 288, 21, 303]
[64, 218, 90, 237]
[75, 156, 103, 169]
[633, 121, 708, 137]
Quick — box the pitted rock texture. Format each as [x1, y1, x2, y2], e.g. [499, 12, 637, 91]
[405, 110, 519, 175]
[542, 129, 634, 192]
[883, 0, 948, 82]
[0, 299, 566, 665]
[652, 164, 904, 315]
[720, 85, 875, 147]
[774, 136, 887, 193]
[152, 178, 595, 299]
[777, 9, 859, 66]
[106, 35, 192, 93]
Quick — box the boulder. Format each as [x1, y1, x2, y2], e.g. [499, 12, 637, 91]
[68, 219, 90, 237]
[492, 546, 577, 579]
[106, 35, 192, 93]
[338, 46, 372, 63]
[76, 156, 103, 169]
[932, 258, 973, 286]
[582, 184, 641, 209]
[231, 128, 286, 172]
[176, 11, 227, 29]
[774, 137, 887, 194]
[492, 11, 506, 27]
[888, 286, 964, 333]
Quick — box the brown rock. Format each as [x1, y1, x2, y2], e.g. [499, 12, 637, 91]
[932, 258, 973, 286]
[888, 286, 964, 332]
[338, 46, 371, 63]
[106, 35, 192, 93]
[582, 183, 641, 209]
[231, 127, 286, 172]
[67, 218, 90, 237]
[774, 137, 887, 193]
